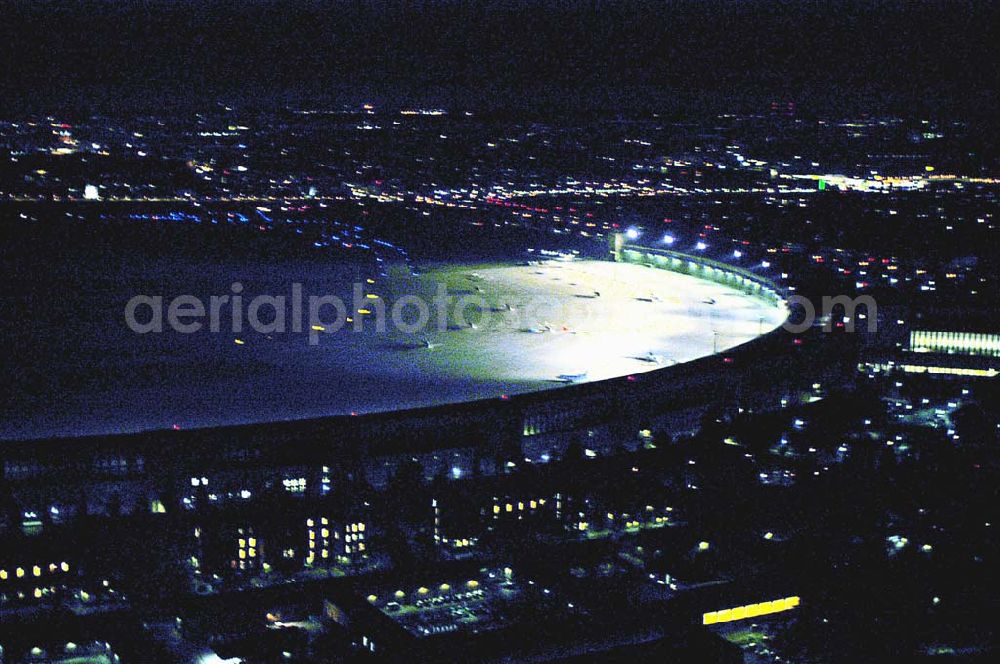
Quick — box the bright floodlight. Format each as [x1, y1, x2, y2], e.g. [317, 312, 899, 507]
[733, 250, 742, 258]
[696, 241, 707, 250]
[761, 260, 771, 268]
[662, 234, 675, 245]
[625, 227, 640, 240]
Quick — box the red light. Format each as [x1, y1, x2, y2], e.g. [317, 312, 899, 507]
[793, 338, 803, 346]
[627, 375, 637, 382]
[723, 357, 734, 364]
[500, 394, 510, 400]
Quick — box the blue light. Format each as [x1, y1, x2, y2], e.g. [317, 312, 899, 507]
[733, 250, 742, 258]
[625, 227, 640, 240]
[662, 234, 675, 245]
[451, 466, 462, 479]
[696, 241, 707, 251]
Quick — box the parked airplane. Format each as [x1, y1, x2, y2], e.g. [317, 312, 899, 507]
[633, 351, 663, 364]
[556, 371, 588, 383]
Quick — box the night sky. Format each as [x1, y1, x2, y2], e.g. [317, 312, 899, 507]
[3, 0, 998, 116]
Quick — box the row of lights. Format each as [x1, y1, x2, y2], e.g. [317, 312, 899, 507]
[625, 228, 770, 267]
[0, 562, 70, 580]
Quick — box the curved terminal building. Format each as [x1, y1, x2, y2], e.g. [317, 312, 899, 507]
[0, 237, 815, 506]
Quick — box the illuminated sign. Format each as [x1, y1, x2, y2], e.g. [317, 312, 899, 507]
[702, 596, 800, 625]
